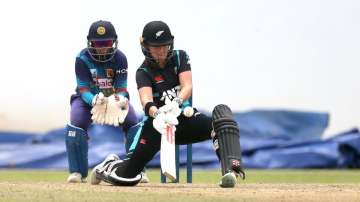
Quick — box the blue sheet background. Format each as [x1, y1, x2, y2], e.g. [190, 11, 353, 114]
[1, 110, 359, 169]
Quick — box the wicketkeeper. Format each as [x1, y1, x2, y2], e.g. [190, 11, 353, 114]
[90, 21, 245, 188]
[64, 20, 149, 183]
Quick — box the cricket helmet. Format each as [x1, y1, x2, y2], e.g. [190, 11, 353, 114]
[87, 20, 118, 62]
[140, 21, 174, 64]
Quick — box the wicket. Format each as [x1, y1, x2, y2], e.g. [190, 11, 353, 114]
[160, 144, 192, 183]
[161, 97, 193, 183]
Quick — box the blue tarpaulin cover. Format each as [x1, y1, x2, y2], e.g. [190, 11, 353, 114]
[1, 110, 359, 169]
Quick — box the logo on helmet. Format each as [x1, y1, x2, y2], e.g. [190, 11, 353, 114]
[97, 26, 106, 35]
[155, 30, 164, 39]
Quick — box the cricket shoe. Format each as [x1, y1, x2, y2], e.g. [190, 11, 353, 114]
[219, 172, 237, 188]
[140, 171, 150, 183]
[67, 172, 86, 183]
[90, 154, 120, 185]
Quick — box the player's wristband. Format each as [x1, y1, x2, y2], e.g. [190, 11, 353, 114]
[153, 110, 161, 119]
[144, 102, 156, 117]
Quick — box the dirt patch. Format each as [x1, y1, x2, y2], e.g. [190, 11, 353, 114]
[1, 182, 360, 202]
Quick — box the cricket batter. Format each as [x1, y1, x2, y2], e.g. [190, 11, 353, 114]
[64, 20, 150, 183]
[90, 21, 245, 188]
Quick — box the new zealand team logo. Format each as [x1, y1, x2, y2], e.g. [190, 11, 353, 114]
[155, 30, 164, 39]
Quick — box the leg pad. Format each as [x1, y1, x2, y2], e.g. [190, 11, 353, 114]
[65, 124, 88, 178]
[212, 104, 245, 179]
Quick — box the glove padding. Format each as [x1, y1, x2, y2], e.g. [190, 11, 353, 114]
[153, 112, 179, 135]
[104, 94, 129, 127]
[160, 98, 182, 117]
[153, 99, 181, 135]
[91, 93, 108, 125]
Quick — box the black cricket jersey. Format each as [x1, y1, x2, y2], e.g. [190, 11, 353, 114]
[136, 50, 191, 108]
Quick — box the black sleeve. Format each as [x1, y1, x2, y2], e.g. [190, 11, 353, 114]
[177, 50, 191, 74]
[136, 69, 152, 89]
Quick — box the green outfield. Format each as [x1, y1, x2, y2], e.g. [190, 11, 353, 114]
[0, 169, 359, 202]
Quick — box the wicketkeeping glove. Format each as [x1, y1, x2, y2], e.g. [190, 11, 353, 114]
[104, 94, 129, 127]
[91, 92, 108, 125]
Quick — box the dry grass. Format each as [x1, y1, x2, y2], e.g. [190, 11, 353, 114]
[1, 181, 360, 202]
[1, 169, 360, 202]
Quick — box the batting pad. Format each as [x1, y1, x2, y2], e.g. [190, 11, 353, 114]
[212, 104, 244, 177]
[65, 124, 88, 178]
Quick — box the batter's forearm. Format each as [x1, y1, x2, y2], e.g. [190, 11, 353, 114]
[178, 84, 192, 101]
[139, 87, 158, 117]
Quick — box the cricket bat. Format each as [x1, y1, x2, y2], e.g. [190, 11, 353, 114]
[160, 124, 176, 181]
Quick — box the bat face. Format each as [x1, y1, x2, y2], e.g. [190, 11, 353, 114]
[160, 124, 176, 181]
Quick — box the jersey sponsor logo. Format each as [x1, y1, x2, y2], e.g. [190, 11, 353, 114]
[154, 75, 164, 84]
[155, 30, 164, 38]
[160, 85, 181, 102]
[106, 69, 114, 78]
[116, 69, 127, 74]
[97, 78, 113, 89]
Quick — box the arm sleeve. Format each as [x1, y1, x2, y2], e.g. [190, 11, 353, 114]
[136, 69, 152, 89]
[177, 50, 191, 74]
[75, 57, 95, 105]
[113, 53, 129, 99]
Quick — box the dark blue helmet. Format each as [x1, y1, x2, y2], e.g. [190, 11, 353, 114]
[140, 21, 174, 64]
[87, 20, 118, 62]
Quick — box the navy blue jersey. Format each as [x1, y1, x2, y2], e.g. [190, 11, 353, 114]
[75, 49, 128, 106]
[136, 50, 191, 108]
